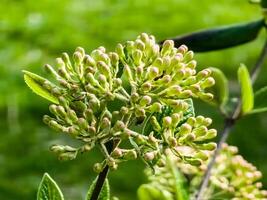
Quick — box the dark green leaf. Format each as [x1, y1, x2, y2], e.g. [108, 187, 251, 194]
[162, 19, 264, 52]
[238, 64, 254, 114]
[37, 173, 64, 200]
[86, 177, 110, 200]
[207, 67, 229, 107]
[23, 70, 59, 104]
[261, 0, 267, 8]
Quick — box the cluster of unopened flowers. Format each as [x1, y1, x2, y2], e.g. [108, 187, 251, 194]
[24, 33, 217, 172]
[171, 143, 267, 199]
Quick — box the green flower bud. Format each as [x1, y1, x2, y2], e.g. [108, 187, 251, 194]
[147, 66, 159, 80]
[149, 102, 162, 113]
[48, 120, 62, 131]
[44, 64, 60, 79]
[141, 82, 152, 92]
[113, 120, 125, 132]
[201, 77, 215, 88]
[198, 92, 214, 102]
[58, 151, 77, 161]
[183, 50, 194, 62]
[184, 157, 202, 166]
[100, 117, 111, 129]
[120, 106, 129, 115]
[162, 116, 172, 128]
[68, 126, 79, 136]
[84, 55, 96, 67]
[86, 73, 99, 86]
[178, 90, 193, 98]
[115, 43, 125, 58]
[76, 46, 85, 57]
[43, 115, 53, 124]
[124, 65, 133, 82]
[150, 116, 161, 132]
[134, 134, 146, 145]
[131, 93, 139, 103]
[139, 33, 150, 43]
[113, 78, 122, 88]
[196, 69, 211, 81]
[97, 61, 110, 78]
[135, 39, 145, 51]
[144, 152, 155, 161]
[50, 145, 65, 153]
[171, 113, 181, 127]
[93, 162, 104, 173]
[140, 95, 152, 106]
[168, 137, 177, 147]
[166, 85, 182, 96]
[177, 45, 188, 54]
[111, 148, 123, 158]
[77, 118, 88, 130]
[198, 142, 217, 150]
[187, 60, 197, 69]
[73, 51, 83, 65]
[132, 49, 143, 65]
[124, 150, 138, 160]
[157, 158, 166, 167]
[179, 123, 192, 136]
[161, 40, 174, 56]
[195, 151, 209, 161]
[67, 109, 78, 122]
[135, 108, 146, 117]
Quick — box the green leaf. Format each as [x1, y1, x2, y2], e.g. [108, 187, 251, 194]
[261, 0, 267, 8]
[23, 70, 59, 104]
[162, 19, 264, 52]
[248, 86, 267, 114]
[86, 177, 110, 200]
[37, 173, 64, 200]
[207, 67, 229, 107]
[137, 184, 172, 200]
[238, 64, 254, 114]
[166, 156, 189, 200]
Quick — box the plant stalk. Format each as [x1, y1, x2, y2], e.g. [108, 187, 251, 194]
[195, 38, 267, 200]
[90, 141, 114, 200]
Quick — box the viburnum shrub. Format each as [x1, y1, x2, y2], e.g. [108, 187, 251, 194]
[23, 1, 267, 200]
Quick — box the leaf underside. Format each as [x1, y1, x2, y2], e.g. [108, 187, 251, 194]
[37, 173, 64, 200]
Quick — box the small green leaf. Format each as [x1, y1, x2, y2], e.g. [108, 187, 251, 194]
[207, 67, 229, 107]
[238, 64, 254, 114]
[162, 19, 264, 52]
[137, 184, 172, 200]
[86, 177, 110, 200]
[248, 86, 267, 114]
[37, 173, 64, 200]
[23, 70, 59, 104]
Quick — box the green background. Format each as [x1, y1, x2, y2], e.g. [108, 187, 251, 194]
[1, 0, 267, 199]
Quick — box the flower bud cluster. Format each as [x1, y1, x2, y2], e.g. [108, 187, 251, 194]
[27, 33, 217, 171]
[178, 143, 267, 199]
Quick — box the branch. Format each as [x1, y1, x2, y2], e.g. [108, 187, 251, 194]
[195, 38, 267, 200]
[90, 141, 114, 200]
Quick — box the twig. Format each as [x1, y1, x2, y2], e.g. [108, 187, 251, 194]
[90, 141, 114, 200]
[195, 39, 267, 200]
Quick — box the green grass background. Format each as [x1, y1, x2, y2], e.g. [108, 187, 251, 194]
[1, 0, 267, 199]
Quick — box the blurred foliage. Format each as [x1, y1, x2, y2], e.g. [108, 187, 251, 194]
[1, 0, 267, 199]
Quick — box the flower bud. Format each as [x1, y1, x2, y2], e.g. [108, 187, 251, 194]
[141, 82, 152, 92]
[147, 66, 159, 80]
[185, 157, 202, 166]
[68, 126, 79, 136]
[183, 50, 194, 62]
[177, 45, 188, 54]
[140, 95, 152, 106]
[50, 145, 65, 153]
[58, 151, 77, 161]
[135, 39, 145, 51]
[144, 152, 155, 161]
[67, 109, 78, 122]
[93, 162, 104, 173]
[100, 117, 111, 129]
[124, 150, 137, 160]
[150, 116, 161, 132]
[161, 40, 174, 56]
[111, 148, 123, 158]
[198, 142, 217, 151]
[149, 102, 162, 113]
[97, 61, 110, 78]
[162, 116, 172, 128]
[113, 120, 125, 132]
[131, 92, 139, 103]
[179, 123, 192, 136]
[77, 118, 88, 130]
[116, 43, 125, 58]
[201, 77, 215, 88]
[135, 108, 146, 118]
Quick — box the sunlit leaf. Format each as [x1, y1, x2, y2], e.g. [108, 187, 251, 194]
[23, 70, 59, 104]
[137, 184, 172, 200]
[238, 64, 254, 114]
[37, 173, 64, 200]
[207, 67, 229, 107]
[162, 19, 264, 52]
[86, 177, 110, 200]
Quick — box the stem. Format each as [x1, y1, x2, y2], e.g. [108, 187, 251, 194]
[195, 39, 267, 200]
[90, 141, 114, 200]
